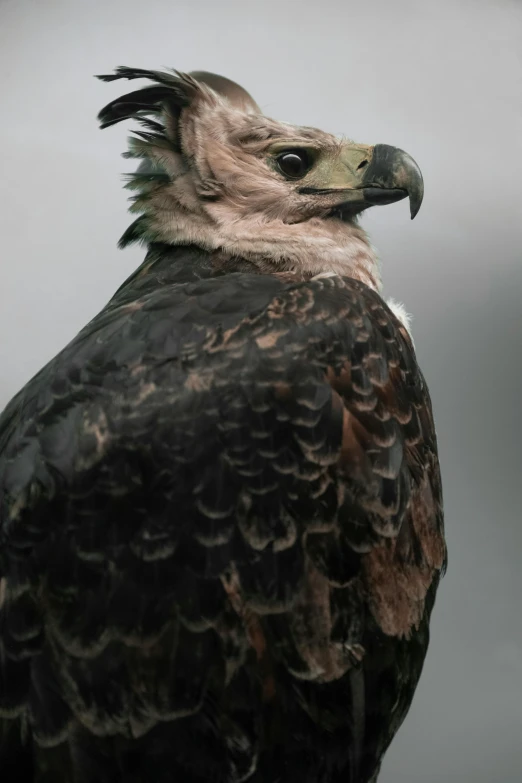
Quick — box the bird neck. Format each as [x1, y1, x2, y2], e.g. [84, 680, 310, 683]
[139, 203, 383, 292]
[115, 210, 383, 299]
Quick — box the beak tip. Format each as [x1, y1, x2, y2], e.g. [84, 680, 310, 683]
[409, 189, 423, 219]
[408, 180, 423, 220]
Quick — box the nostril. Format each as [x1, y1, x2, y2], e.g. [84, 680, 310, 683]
[357, 160, 369, 170]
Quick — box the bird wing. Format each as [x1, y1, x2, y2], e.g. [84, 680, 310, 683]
[0, 271, 445, 778]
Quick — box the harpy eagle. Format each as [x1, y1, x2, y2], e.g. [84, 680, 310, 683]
[0, 67, 446, 783]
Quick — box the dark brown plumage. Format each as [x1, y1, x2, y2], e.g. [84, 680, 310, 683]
[0, 68, 445, 783]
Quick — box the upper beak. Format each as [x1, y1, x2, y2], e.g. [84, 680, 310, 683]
[359, 144, 424, 219]
[301, 143, 424, 220]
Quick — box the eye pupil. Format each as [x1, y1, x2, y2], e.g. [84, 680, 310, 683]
[277, 150, 311, 179]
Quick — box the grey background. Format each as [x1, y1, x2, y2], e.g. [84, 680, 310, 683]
[1, 0, 521, 780]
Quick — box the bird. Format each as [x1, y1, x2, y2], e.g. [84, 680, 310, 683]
[0, 66, 446, 783]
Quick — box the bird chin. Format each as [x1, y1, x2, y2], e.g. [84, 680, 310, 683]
[327, 205, 363, 223]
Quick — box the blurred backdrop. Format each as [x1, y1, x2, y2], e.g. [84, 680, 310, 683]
[0, 0, 521, 780]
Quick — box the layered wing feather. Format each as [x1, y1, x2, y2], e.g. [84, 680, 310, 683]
[0, 270, 445, 782]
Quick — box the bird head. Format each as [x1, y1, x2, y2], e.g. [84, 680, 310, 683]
[97, 67, 423, 287]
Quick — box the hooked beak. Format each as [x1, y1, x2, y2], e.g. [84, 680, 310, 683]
[300, 143, 424, 220]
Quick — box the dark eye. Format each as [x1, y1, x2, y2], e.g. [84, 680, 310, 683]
[276, 149, 313, 179]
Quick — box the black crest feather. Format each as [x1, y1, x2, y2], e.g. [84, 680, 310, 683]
[117, 216, 151, 249]
[96, 66, 198, 130]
